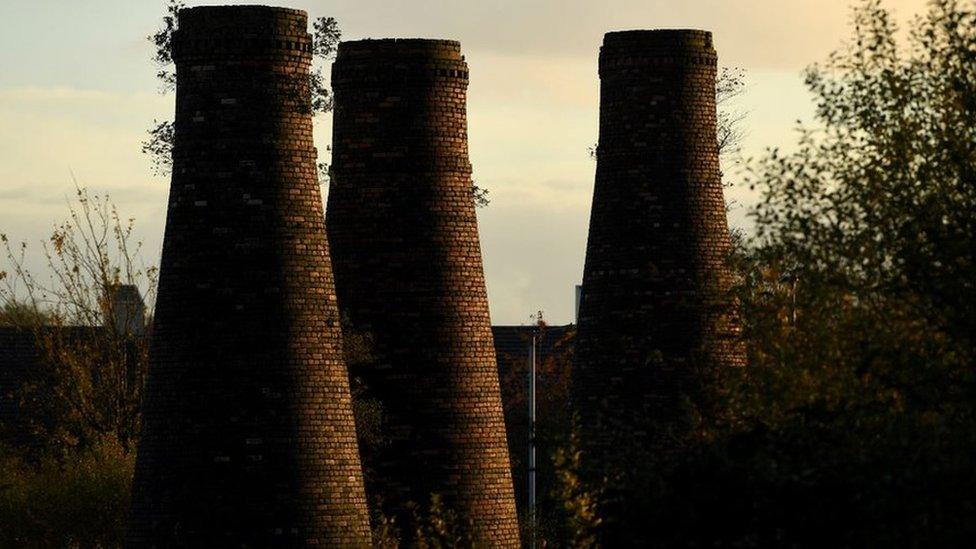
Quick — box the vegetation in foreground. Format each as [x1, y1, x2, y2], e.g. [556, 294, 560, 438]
[550, 1, 976, 546]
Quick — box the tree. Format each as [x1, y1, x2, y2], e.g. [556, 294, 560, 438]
[738, 0, 975, 449]
[564, 1, 976, 545]
[692, 0, 976, 545]
[0, 188, 156, 456]
[0, 443, 132, 547]
[748, 0, 975, 345]
[716, 67, 747, 161]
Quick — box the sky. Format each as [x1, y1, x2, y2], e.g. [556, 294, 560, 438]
[0, 0, 929, 325]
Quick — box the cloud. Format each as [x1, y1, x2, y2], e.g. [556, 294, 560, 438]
[0, 85, 169, 190]
[479, 196, 589, 324]
[0, 85, 169, 279]
[310, 0, 929, 69]
[0, 186, 36, 202]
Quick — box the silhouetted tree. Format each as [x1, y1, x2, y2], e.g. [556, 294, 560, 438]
[578, 1, 976, 546]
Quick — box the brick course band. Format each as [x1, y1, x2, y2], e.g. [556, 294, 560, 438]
[328, 38, 521, 546]
[574, 29, 746, 540]
[127, 6, 371, 547]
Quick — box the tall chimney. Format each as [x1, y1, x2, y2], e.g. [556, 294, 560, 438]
[327, 39, 520, 545]
[128, 7, 371, 546]
[573, 29, 745, 540]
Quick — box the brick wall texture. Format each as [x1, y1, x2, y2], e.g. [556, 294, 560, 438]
[327, 39, 521, 545]
[127, 7, 371, 547]
[574, 28, 746, 502]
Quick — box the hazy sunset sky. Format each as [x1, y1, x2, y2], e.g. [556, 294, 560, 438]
[0, 0, 929, 324]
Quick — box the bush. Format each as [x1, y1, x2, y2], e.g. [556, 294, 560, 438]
[0, 442, 133, 548]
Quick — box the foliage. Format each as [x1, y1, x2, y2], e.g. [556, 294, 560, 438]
[0, 442, 133, 548]
[407, 494, 476, 549]
[549, 425, 601, 549]
[141, 119, 174, 179]
[749, 0, 975, 345]
[716, 1, 976, 543]
[146, 0, 183, 93]
[310, 17, 341, 115]
[472, 183, 491, 208]
[0, 187, 155, 457]
[0, 301, 52, 326]
[716, 66, 747, 161]
[574, 0, 976, 546]
[341, 317, 387, 463]
[369, 507, 400, 548]
[367, 493, 478, 548]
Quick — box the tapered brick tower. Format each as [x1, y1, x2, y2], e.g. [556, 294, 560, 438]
[574, 29, 745, 534]
[327, 39, 520, 545]
[128, 6, 371, 546]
